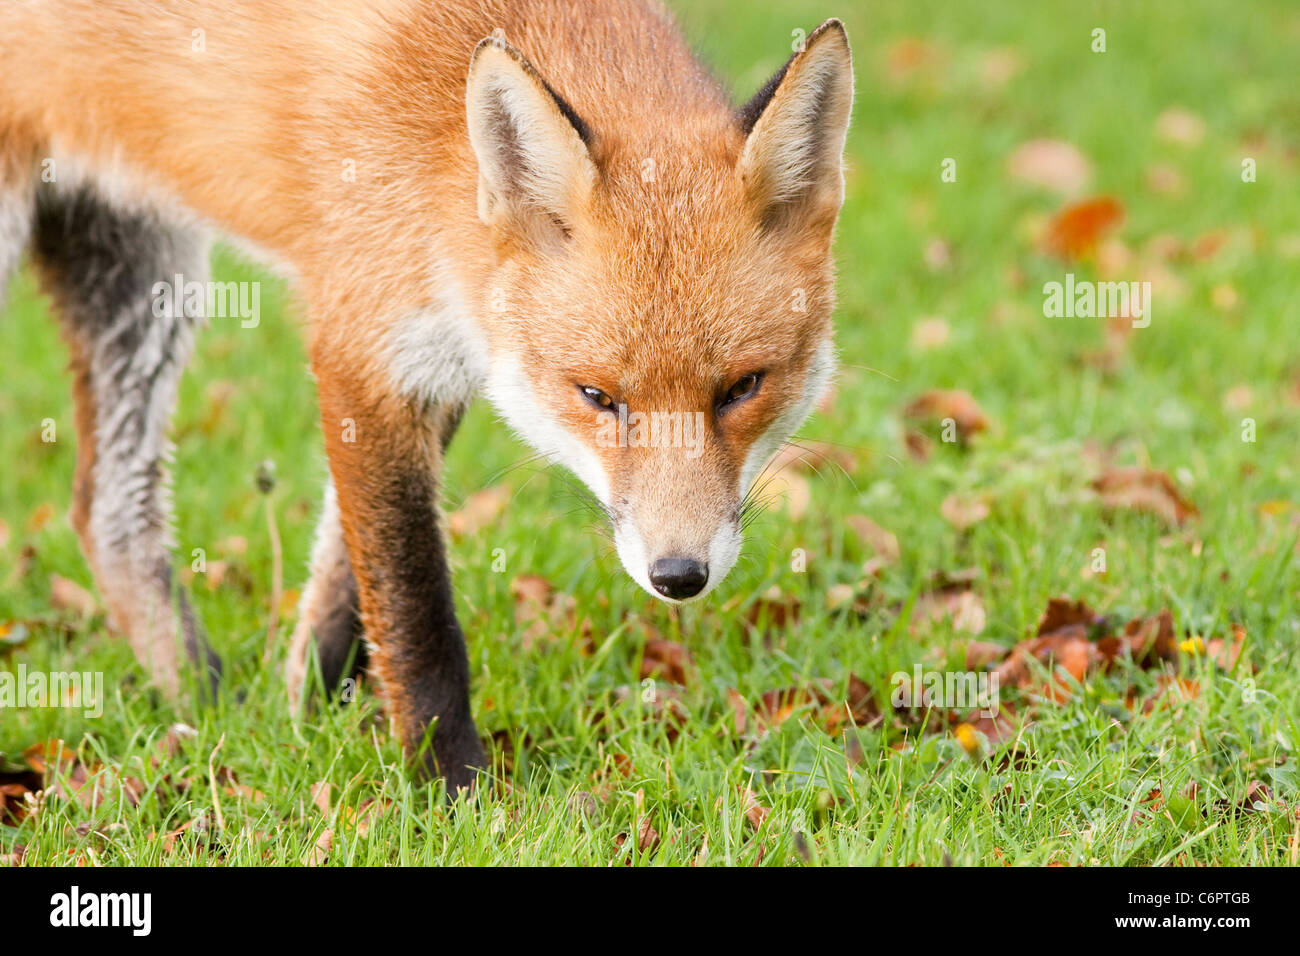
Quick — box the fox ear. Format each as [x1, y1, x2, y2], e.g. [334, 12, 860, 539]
[737, 19, 854, 233]
[465, 37, 597, 243]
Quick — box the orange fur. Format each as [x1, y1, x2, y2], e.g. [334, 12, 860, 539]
[0, 0, 853, 787]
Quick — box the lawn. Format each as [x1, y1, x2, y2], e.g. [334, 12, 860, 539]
[2, 0, 1298, 865]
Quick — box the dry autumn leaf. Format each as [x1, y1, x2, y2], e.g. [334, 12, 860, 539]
[762, 470, 811, 519]
[846, 514, 900, 564]
[26, 502, 56, 534]
[49, 574, 97, 617]
[912, 316, 950, 348]
[744, 585, 801, 638]
[912, 585, 986, 635]
[639, 639, 692, 685]
[740, 788, 769, 830]
[1007, 139, 1092, 194]
[1091, 467, 1198, 525]
[1155, 107, 1206, 146]
[446, 484, 511, 538]
[1041, 196, 1125, 261]
[767, 441, 858, 476]
[940, 494, 990, 530]
[903, 390, 990, 444]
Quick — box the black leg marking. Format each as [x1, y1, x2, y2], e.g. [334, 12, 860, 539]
[32, 182, 220, 698]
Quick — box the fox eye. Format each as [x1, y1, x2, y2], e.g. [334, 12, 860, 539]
[579, 385, 617, 411]
[719, 372, 763, 410]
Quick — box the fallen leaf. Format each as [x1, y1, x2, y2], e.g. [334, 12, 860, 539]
[303, 827, 332, 867]
[740, 788, 769, 830]
[912, 316, 950, 348]
[912, 586, 986, 635]
[640, 639, 692, 685]
[1122, 609, 1180, 667]
[978, 48, 1022, 89]
[764, 471, 811, 519]
[49, 575, 97, 617]
[1036, 596, 1102, 639]
[1091, 467, 1198, 525]
[846, 515, 900, 563]
[446, 484, 510, 538]
[744, 586, 801, 637]
[1007, 140, 1092, 194]
[27, 503, 56, 534]
[636, 817, 660, 853]
[903, 390, 990, 443]
[1042, 196, 1125, 261]
[884, 37, 944, 85]
[965, 640, 1008, 670]
[940, 494, 990, 530]
[310, 780, 332, 817]
[1205, 624, 1247, 671]
[509, 575, 554, 623]
[1155, 108, 1205, 146]
[767, 441, 858, 476]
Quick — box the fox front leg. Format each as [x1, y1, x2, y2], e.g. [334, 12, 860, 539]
[315, 365, 485, 795]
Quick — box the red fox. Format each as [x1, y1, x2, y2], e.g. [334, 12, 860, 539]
[0, 1, 853, 792]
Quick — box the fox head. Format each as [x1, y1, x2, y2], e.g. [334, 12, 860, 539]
[467, 19, 853, 602]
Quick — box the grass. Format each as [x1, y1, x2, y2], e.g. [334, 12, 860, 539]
[2, 0, 1299, 865]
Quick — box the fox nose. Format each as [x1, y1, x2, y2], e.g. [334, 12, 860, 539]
[649, 557, 709, 600]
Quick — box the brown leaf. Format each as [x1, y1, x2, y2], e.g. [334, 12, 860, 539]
[767, 441, 858, 476]
[23, 740, 77, 775]
[965, 702, 1020, 746]
[1036, 596, 1101, 638]
[912, 315, 951, 348]
[639, 639, 692, 686]
[884, 37, 944, 85]
[509, 575, 554, 623]
[1155, 108, 1205, 146]
[754, 682, 833, 732]
[940, 494, 990, 530]
[1122, 609, 1179, 666]
[1007, 140, 1092, 194]
[846, 515, 900, 563]
[764, 471, 810, 519]
[903, 429, 933, 462]
[821, 673, 881, 734]
[26, 502, 56, 534]
[744, 586, 801, 637]
[1205, 624, 1247, 671]
[303, 826, 332, 867]
[751, 675, 877, 736]
[1091, 467, 1198, 525]
[310, 780, 332, 817]
[1135, 674, 1200, 713]
[713, 691, 743, 742]
[993, 633, 1097, 701]
[903, 390, 990, 443]
[912, 587, 986, 635]
[636, 817, 660, 854]
[49, 575, 97, 617]
[446, 484, 510, 538]
[509, 575, 590, 651]
[740, 788, 769, 830]
[965, 640, 1008, 671]
[1042, 196, 1125, 262]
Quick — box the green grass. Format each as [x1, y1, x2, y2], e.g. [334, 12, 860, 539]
[2, 0, 1299, 865]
